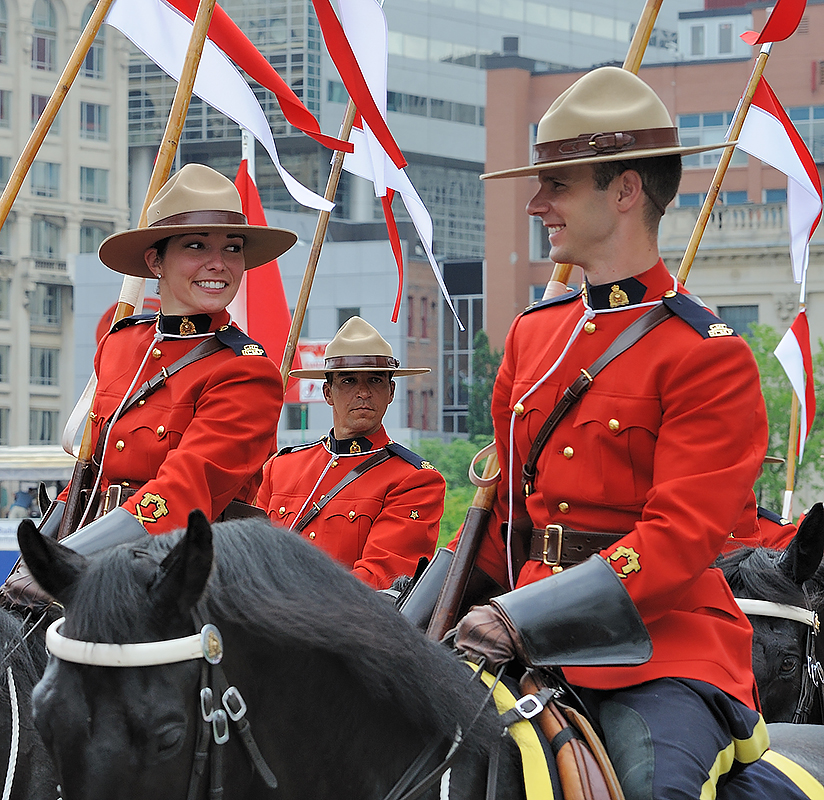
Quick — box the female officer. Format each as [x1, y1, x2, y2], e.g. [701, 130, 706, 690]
[3, 163, 296, 607]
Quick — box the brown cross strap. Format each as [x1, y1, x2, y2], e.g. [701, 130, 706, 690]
[521, 303, 673, 496]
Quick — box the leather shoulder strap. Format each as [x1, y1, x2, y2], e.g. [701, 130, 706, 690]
[292, 449, 393, 532]
[522, 304, 673, 495]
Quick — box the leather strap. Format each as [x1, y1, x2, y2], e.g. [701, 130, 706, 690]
[528, 525, 624, 568]
[94, 337, 225, 466]
[533, 126, 679, 165]
[292, 449, 393, 532]
[522, 303, 673, 495]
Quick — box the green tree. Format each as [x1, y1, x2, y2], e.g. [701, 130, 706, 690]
[467, 330, 503, 439]
[744, 323, 824, 512]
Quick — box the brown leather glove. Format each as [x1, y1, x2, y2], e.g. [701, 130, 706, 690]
[0, 557, 57, 617]
[454, 603, 524, 671]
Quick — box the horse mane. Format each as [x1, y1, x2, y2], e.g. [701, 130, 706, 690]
[717, 546, 824, 610]
[67, 518, 504, 750]
[0, 609, 48, 702]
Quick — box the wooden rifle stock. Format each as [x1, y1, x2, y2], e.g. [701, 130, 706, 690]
[426, 452, 499, 641]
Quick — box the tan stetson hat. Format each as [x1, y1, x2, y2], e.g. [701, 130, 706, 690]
[481, 66, 735, 180]
[290, 316, 429, 379]
[98, 164, 298, 278]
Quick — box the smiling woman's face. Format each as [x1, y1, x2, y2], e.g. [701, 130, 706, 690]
[144, 231, 246, 316]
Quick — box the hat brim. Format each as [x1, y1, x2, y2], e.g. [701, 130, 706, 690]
[289, 367, 430, 379]
[763, 455, 786, 465]
[98, 224, 298, 278]
[481, 140, 736, 180]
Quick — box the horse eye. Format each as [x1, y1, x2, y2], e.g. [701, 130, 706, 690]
[150, 722, 186, 761]
[779, 657, 798, 675]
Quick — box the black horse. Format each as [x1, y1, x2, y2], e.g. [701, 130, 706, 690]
[20, 512, 530, 800]
[0, 608, 57, 799]
[16, 512, 824, 800]
[718, 502, 824, 724]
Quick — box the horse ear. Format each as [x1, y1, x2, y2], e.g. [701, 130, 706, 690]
[16, 519, 88, 604]
[151, 509, 214, 618]
[778, 502, 824, 585]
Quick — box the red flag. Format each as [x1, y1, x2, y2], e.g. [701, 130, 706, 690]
[774, 308, 816, 461]
[231, 160, 299, 377]
[741, 0, 807, 45]
[310, 0, 406, 170]
[167, 0, 350, 153]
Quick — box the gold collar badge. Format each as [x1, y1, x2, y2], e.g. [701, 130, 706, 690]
[608, 285, 630, 308]
[179, 317, 197, 336]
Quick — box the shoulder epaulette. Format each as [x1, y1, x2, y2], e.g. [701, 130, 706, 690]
[215, 325, 268, 357]
[757, 505, 793, 526]
[662, 293, 738, 340]
[522, 288, 583, 316]
[386, 441, 440, 471]
[110, 314, 156, 334]
[276, 439, 324, 456]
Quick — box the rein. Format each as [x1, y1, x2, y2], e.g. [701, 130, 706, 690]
[735, 597, 824, 724]
[46, 617, 278, 798]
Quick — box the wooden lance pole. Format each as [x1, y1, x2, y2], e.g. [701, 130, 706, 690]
[425, 0, 667, 642]
[59, 0, 219, 538]
[0, 0, 117, 231]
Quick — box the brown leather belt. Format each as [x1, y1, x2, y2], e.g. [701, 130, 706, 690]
[528, 525, 624, 568]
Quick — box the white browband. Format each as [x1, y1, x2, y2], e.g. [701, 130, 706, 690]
[735, 598, 818, 630]
[45, 618, 224, 667]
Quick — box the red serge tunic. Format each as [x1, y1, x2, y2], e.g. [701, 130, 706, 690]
[256, 426, 445, 589]
[62, 310, 282, 533]
[472, 261, 768, 708]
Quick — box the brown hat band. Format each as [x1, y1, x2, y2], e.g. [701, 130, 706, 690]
[533, 127, 680, 166]
[150, 210, 249, 228]
[325, 355, 401, 371]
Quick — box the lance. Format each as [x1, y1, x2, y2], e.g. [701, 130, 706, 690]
[424, 0, 666, 642]
[0, 0, 117, 230]
[58, 0, 219, 538]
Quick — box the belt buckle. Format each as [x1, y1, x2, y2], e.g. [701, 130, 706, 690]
[541, 524, 563, 567]
[102, 484, 123, 515]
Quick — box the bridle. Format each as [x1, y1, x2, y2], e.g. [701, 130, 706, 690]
[735, 597, 824, 724]
[45, 616, 277, 800]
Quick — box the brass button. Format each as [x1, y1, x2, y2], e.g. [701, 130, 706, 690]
[308, 531, 316, 540]
[514, 403, 525, 416]
[89, 411, 97, 421]
[664, 290, 677, 298]
[219, 325, 229, 331]
[331, 460, 339, 468]
[558, 502, 569, 514]
[152, 348, 162, 359]
[115, 440, 125, 451]
[121, 481, 130, 487]
[608, 419, 620, 432]
[563, 446, 574, 459]
[348, 510, 356, 520]
[278, 506, 286, 517]
[138, 399, 146, 406]
[156, 425, 165, 436]
[584, 321, 596, 334]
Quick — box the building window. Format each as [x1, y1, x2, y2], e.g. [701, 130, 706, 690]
[81, 2, 105, 78]
[0, 279, 9, 318]
[530, 215, 552, 260]
[764, 188, 787, 203]
[79, 166, 108, 203]
[406, 295, 415, 338]
[788, 106, 824, 163]
[30, 162, 60, 198]
[0, 344, 8, 381]
[690, 25, 705, 56]
[678, 112, 747, 169]
[79, 222, 112, 253]
[79, 102, 108, 140]
[420, 297, 429, 339]
[717, 304, 758, 337]
[30, 346, 59, 386]
[0, 408, 8, 445]
[29, 409, 59, 445]
[718, 23, 733, 55]
[32, 0, 57, 71]
[30, 283, 62, 327]
[31, 94, 58, 132]
[407, 389, 415, 428]
[0, 0, 6, 65]
[0, 155, 8, 187]
[337, 307, 360, 328]
[722, 191, 749, 205]
[285, 404, 308, 430]
[31, 217, 62, 259]
[0, 90, 9, 128]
